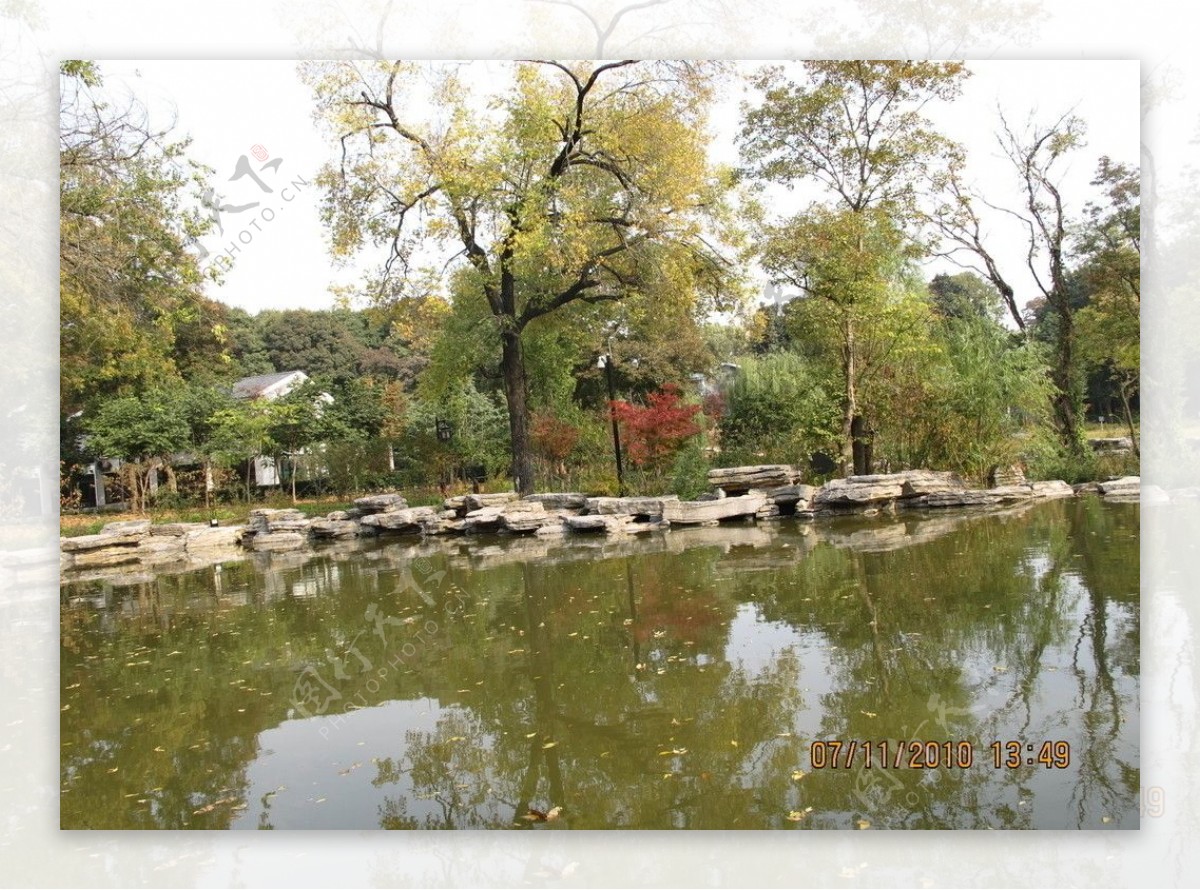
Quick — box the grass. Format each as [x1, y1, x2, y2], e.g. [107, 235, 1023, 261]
[1083, 420, 1138, 440]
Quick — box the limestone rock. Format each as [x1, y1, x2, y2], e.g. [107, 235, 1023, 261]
[899, 471, 965, 498]
[184, 526, 244, 551]
[1030, 480, 1074, 499]
[66, 546, 143, 569]
[61, 532, 143, 552]
[465, 492, 519, 511]
[443, 495, 468, 513]
[988, 464, 1027, 488]
[137, 537, 187, 564]
[707, 464, 801, 495]
[498, 501, 551, 533]
[1098, 476, 1140, 500]
[361, 506, 436, 532]
[325, 510, 352, 521]
[248, 531, 307, 551]
[354, 493, 409, 514]
[918, 490, 1003, 508]
[522, 492, 588, 511]
[310, 519, 361, 538]
[149, 522, 207, 537]
[567, 514, 633, 534]
[814, 476, 905, 509]
[248, 508, 308, 535]
[585, 496, 677, 518]
[100, 519, 152, 536]
[1090, 437, 1133, 452]
[662, 495, 766, 525]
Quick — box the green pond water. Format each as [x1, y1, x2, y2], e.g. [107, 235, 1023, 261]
[60, 496, 1139, 830]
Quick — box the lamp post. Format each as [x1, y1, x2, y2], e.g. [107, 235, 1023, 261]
[598, 351, 625, 496]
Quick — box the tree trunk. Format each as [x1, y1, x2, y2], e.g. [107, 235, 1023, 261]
[851, 414, 873, 476]
[1118, 375, 1139, 457]
[839, 314, 857, 476]
[290, 456, 298, 504]
[1050, 306, 1083, 453]
[501, 328, 536, 496]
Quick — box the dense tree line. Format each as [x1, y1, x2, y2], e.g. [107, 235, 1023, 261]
[60, 60, 1140, 511]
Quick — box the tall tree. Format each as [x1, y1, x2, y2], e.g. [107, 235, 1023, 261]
[933, 111, 1089, 451]
[305, 60, 738, 494]
[740, 61, 968, 473]
[1075, 157, 1140, 454]
[59, 61, 217, 416]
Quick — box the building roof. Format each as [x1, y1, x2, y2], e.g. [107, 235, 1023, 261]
[231, 370, 308, 400]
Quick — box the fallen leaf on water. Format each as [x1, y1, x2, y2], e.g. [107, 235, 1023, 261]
[541, 741, 558, 749]
[792, 770, 806, 781]
[856, 818, 871, 830]
[730, 740, 739, 747]
[525, 732, 537, 739]
[1101, 816, 1113, 824]
[860, 710, 877, 718]
[546, 806, 562, 821]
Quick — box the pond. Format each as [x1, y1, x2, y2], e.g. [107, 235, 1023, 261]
[60, 496, 1139, 830]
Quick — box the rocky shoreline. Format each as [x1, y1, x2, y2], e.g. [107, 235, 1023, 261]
[60, 465, 1142, 578]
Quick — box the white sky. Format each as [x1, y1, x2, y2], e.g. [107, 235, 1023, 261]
[97, 59, 1140, 317]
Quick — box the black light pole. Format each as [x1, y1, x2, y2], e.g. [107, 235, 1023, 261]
[600, 350, 625, 496]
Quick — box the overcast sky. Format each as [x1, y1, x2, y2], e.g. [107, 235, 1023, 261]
[96, 59, 1140, 317]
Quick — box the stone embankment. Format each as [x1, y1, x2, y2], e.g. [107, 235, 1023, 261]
[60, 465, 1142, 575]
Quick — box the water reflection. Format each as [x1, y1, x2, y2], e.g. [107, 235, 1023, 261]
[60, 498, 1139, 829]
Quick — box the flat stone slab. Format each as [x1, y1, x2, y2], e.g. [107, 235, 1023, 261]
[899, 471, 965, 498]
[566, 514, 632, 534]
[310, 519, 361, 538]
[149, 522, 208, 537]
[354, 493, 409, 514]
[100, 519, 152, 536]
[184, 526, 244, 550]
[465, 492, 519, 511]
[814, 477, 905, 508]
[65, 546, 143, 568]
[1098, 476, 1140, 499]
[756, 484, 817, 508]
[61, 532, 143, 552]
[498, 502, 551, 533]
[707, 464, 801, 494]
[585, 496, 677, 518]
[247, 531, 307, 551]
[522, 493, 588, 511]
[662, 495, 766, 525]
[361, 507, 436, 532]
[1030, 480, 1074, 499]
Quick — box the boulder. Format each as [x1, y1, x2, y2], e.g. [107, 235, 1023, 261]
[136, 536, 187, 564]
[65, 546, 143, 569]
[184, 526, 243, 551]
[247, 531, 307, 551]
[463, 506, 505, 533]
[361, 506, 437, 533]
[310, 519, 361, 539]
[99, 519, 152, 536]
[247, 508, 308, 535]
[420, 516, 466, 536]
[61, 532, 143, 552]
[353, 493, 409, 514]
[758, 484, 817, 510]
[899, 471, 965, 498]
[918, 490, 1003, 509]
[465, 492, 519, 511]
[988, 464, 1027, 488]
[1030, 480, 1075, 499]
[585, 496, 677, 518]
[149, 522, 207, 537]
[522, 492, 589, 511]
[443, 495, 468, 513]
[498, 501, 552, 533]
[566, 514, 633, 534]
[814, 476, 905, 509]
[325, 510, 352, 521]
[662, 494, 766, 525]
[1098, 476, 1140, 500]
[534, 521, 569, 537]
[707, 464, 801, 495]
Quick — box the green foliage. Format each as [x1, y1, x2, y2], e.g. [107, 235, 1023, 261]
[400, 381, 512, 484]
[719, 352, 841, 467]
[83, 388, 191, 463]
[669, 437, 712, 500]
[60, 62, 217, 416]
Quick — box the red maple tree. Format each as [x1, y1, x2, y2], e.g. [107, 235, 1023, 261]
[611, 384, 702, 469]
